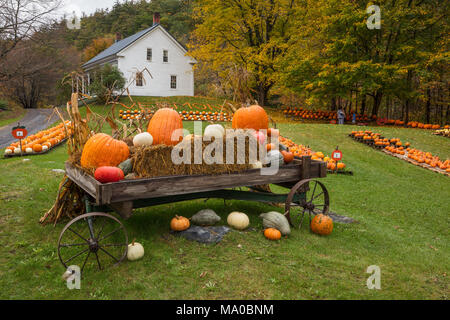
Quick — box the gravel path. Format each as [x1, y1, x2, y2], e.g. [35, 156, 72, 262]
[0, 109, 61, 149]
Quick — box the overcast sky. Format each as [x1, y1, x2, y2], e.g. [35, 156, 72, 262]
[60, 0, 131, 17]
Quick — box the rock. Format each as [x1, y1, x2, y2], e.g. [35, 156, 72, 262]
[171, 226, 231, 244]
[191, 209, 221, 226]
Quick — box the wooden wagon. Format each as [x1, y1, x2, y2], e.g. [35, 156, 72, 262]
[58, 156, 329, 272]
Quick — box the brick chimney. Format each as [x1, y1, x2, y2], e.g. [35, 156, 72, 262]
[115, 32, 122, 42]
[153, 12, 161, 26]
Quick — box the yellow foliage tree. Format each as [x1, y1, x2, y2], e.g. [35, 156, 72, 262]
[188, 0, 298, 106]
[83, 36, 115, 62]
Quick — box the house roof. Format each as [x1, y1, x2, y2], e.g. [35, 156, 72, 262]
[82, 24, 189, 69]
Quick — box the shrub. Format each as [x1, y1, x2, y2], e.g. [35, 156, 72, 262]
[89, 64, 126, 104]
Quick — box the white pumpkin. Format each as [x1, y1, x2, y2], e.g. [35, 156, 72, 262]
[14, 148, 21, 154]
[4, 149, 12, 155]
[133, 132, 153, 147]
[227, 212, 250, 230]
[42, 145, 49, 152]
[127, 241, 144, 261]
[26, 147, 33, 154]
[204, 124, 225, 139]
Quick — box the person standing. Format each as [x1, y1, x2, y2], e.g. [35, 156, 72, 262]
[338, 108, 346, 125]
[352, 112, 357, 124]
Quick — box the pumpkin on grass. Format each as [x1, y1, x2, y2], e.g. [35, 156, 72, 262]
[171, 215, 190, 231]
[147, 108, 183, 146]
[127, 239, 144, 261]
[232, 105, 269, 131]
[310, 214, 333, 236]
[81, 133, 129, 169]
[264, 228, 282, 240]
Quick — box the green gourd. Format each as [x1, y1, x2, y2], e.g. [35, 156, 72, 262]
[191, 209, 221, 226]
[118, 159, 133, 176]
[259, 211, 291, 236]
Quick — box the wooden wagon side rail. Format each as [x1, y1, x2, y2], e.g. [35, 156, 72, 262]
[65, 156, 326, 206]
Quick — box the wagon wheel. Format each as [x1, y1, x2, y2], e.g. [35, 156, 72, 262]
[285, 179, 329, 229]
[58, 212, 128, 274]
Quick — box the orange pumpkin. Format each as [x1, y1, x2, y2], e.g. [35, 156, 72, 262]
[147, 108, 183, 146]
[170, 215, 190, 231]
[81, 133, 130, 169]
[264, 228, 282, 240]
[232, 105, 269, 131]
[33, 144, 43, 153]
[281, 151, 294, 164]
[310, 214, 333, 236]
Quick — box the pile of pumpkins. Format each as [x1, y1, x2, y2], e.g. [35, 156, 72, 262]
[406, 121, 445, 130]
[170, 208, 333, 241]
[406, 149, 450, 172]
[279, 136, 346, 171]
[83, 105, 300, 183]
[4, 121, 72, 156]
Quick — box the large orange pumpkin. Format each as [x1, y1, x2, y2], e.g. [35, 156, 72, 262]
[232, 105, 269, 131]
[81, 133, 130, 169]
[147, 108, 183, 146]
[310, 214, 333, 236]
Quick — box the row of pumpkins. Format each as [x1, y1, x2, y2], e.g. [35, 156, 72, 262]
[127, 209, 334, 261]
[283, 107, 371, 122]
[351, 131, 450, 172]
[119, 109, 232, 122]
[83, 105, 300, 183]
[4, 121, 72, 156]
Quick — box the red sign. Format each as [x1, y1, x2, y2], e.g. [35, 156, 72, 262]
[332, 149, 343, 161]
[12, 125, 28, 140]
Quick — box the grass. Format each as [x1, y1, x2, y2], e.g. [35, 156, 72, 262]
[0, 104, 449, 300]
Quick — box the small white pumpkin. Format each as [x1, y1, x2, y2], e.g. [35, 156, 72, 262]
[133, 132, 153, 147]
[227, 212, 250, 230]
[127, 240, 144, 261]
[26, 147, 33, 154]
[204, 124, 225, 139]
[42, 145, 49, 152]
[14, 148, 21, 154]
[4, 149, 13, 155]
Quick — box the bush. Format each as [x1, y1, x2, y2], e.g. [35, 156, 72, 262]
[0, 100, 9, 111]
[89, 64, 126, 104]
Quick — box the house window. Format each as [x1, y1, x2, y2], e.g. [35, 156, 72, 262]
[147, 48, 152, 61]
[170, 75, 177, 89]
[136, 73, 143, 87]
[163, 50, 169, 63]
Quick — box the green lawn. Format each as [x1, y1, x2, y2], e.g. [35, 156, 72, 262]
[0, 107, 449, 300]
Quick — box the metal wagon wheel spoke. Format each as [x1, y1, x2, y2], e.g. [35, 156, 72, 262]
[58, 212, 128, 274]
[285, 179, 330, 229]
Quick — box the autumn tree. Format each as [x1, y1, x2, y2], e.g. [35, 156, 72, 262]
[189, 0, 298, 106]
[83, 36, 115, 62]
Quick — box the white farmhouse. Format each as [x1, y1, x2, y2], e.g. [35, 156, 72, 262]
[82, 13, 196, 97]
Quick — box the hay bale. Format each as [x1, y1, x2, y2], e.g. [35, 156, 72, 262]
[132, 130, 263, 178]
